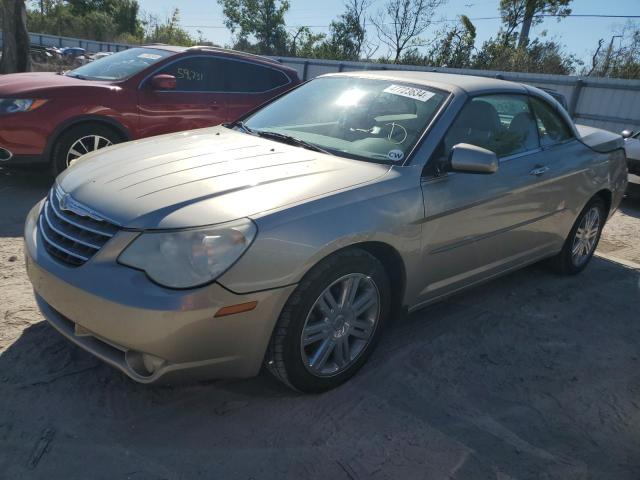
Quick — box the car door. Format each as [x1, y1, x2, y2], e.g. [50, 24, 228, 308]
[137, 55, 228, 138]
[217, 57, 294, 121]
[418, 93, 559, 302]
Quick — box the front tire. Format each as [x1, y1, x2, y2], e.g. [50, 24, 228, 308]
[548, 196, 606, 275]
[267, 248, 391, 393]
[51, 123, 124, 176]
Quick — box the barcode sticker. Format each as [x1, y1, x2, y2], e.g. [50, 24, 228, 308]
[383, 85, 435, 102]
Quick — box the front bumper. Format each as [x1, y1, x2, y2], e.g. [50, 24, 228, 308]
[0, 153, 48, 168]
[24, 201, 295, 383]
[0, 113, 50, 161]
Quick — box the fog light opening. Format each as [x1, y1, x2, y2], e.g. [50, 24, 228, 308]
[125, 351, 165, 377]
[0, 148, 13, 162]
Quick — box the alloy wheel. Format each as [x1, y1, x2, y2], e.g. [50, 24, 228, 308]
[571, 206, 600, 266]
[301, 273, 380, 377]
[66, 135, 113, 166]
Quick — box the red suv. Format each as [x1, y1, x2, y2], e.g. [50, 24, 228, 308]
[0, 45, 299, 174]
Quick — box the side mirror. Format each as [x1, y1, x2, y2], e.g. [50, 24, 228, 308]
[150, 74, 176, 90]
[449, 143, 499, 174]
[622, 129, 634, 139]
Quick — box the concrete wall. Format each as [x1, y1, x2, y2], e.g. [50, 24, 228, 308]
[0, 31, 132, 53]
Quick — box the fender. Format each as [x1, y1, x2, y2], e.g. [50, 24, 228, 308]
[217, 169, 425, 306]
[43, 114, 133, 164]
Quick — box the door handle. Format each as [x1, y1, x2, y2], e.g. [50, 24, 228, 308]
[529, 165, 550, 176]
[209, 101, 221, 110]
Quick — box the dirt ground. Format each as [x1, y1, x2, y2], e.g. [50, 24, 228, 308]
[1, 168, 639, 480]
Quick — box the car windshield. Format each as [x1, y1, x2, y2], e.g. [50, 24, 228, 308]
[65, 47, 173, 81]
[242, 77, 447, 163]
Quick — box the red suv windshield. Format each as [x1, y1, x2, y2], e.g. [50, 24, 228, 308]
[65, 47, 174, 81]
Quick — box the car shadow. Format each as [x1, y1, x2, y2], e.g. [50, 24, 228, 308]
[620, 194, 640, 218]
[1, 257, 639, 478]
[0, 168, 51, 237]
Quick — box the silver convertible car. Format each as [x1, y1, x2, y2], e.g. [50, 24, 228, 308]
[25, 71, 627, 392]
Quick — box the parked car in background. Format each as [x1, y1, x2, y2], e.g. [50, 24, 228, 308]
[622, 129, 640, 196]
[0, 45, 299, 174]
[89, 52, 113, 61]
[25, 71, 627, 392]
[61, 47, 86, 59]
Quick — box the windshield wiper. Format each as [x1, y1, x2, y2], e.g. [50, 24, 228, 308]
[224, 120, 255, 135]
[253, 130, 333, 155]
[66, 73, 88, 80]
[224, 122, 332, 155]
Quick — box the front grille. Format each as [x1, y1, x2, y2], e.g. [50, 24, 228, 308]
[39, 186, 119, 267]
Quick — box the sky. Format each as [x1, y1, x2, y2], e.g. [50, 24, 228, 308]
[136, 0, 639, 64]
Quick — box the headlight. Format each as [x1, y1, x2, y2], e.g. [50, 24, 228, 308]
[0, 98, 48, 115]
[118, 219, 257, 289]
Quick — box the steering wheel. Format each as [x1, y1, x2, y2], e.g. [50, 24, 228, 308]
[383, 122, 408, 144]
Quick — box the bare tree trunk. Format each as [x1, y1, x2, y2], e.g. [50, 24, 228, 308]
[0, 0, 31, 74]
[517, 0, 535, 48]
[587, 38, 604, 76]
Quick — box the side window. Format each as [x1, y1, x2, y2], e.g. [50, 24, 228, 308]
[443, 94, 540, 158]
[155, 57, 224, 91]
[530, 96, 574, 147]
[220, 59, 290, 93]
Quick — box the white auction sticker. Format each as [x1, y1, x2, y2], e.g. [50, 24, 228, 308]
[383, 84, 435, 102]
[138, 53, 162, 60]
[387, 149, 404, 161]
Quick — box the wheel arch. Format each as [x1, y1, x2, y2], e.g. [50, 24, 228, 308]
[44, 115, 132, 164]
[594, 188, 612, 217]
[318, 241, 407, 316]
[356, 241, 407, 316]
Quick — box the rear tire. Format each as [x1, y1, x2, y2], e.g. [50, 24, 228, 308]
[51, 123, 124, 177]
[547, 196, 606, 275]
[266, 248, 391, 393]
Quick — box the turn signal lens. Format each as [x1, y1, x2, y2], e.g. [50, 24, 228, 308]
[214, 301, 258, 317]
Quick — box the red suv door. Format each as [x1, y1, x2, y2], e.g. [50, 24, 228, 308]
[137, 55, 228, 137]
[214, 57, 295, 121]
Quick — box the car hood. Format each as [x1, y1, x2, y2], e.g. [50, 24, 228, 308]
[57, 126, 391, 229]
[0, 72, 113, 96]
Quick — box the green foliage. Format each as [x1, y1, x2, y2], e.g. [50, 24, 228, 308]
[427, 14, 476, 68]
[499, 0, 572, 46]
[473, 35, 579, 74]
[289, 27, 326, 58]
[142, 8, 194, 46]
[586, 22, 640, 79]
[219, 0, 290, 55]
[318, 0, 369, 61]
[27, 0, 143, 41]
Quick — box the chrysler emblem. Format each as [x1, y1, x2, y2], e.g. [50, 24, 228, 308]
[59, 193, 104, 222]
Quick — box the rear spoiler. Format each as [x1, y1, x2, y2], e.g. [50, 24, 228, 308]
[575, 124, 624, 153]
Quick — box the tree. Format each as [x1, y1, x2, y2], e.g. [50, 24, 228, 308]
[371, 0, 446, 63]
[27, 0, 143, 42]
[321, 0, 370, 61]
[474, 36, 578, 74]
[1, 0, 32, 73]
[142, 8, 194, 46]
[289, 26, 325, 57]
[219, 0, 289, 55]
[427, 14, 476, 68]
[499, 0, 572, 48]
[586, 22, 640, 79]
